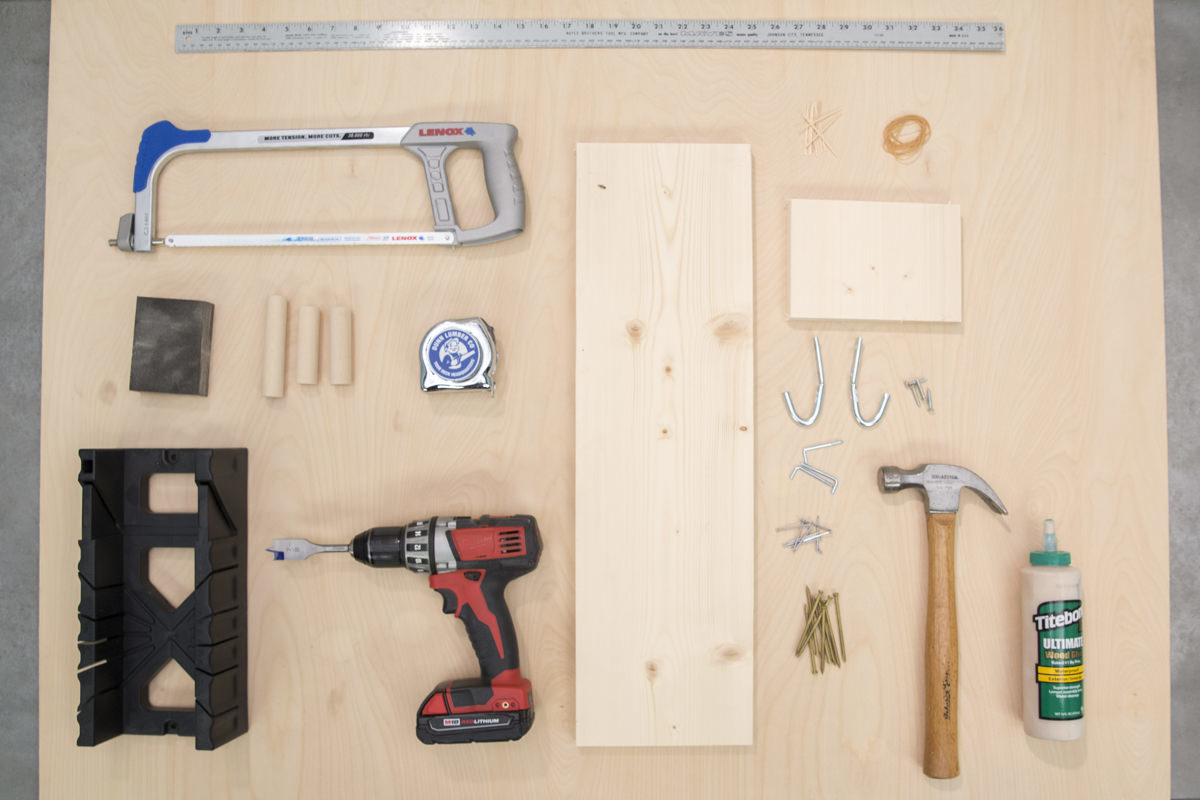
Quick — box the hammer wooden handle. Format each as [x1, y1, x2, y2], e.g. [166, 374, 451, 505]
[924, 511, 959, 779]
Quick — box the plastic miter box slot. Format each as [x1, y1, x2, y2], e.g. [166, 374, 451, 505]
[76, 448, 248, 750]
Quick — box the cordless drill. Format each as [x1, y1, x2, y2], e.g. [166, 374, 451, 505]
[269, 514, 542, 744]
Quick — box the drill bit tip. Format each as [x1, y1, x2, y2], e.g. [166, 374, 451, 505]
[267, 538, 349, 561]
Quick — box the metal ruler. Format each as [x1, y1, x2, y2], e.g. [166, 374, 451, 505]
[176, 19, 1005, 54]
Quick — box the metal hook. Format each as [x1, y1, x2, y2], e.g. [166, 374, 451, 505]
[783, 336, 824, 426]
[850, 337, 890, 428]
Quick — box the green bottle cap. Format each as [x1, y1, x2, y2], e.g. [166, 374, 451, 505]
[1030, 518, 1071, 566]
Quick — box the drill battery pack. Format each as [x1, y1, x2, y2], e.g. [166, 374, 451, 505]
[416, 679, 534, 744]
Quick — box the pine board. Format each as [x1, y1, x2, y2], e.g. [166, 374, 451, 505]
[789, 198, 963, 322]
[39, 0, 1168, 797]
[575, 143, 755, 747]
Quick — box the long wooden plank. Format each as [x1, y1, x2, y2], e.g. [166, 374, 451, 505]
[575, 143, 755, 747]
[789, 198, 962, 322]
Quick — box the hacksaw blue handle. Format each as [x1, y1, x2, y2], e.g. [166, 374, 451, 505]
[133, 121, 211, 192]
[400, 123, 525, 246]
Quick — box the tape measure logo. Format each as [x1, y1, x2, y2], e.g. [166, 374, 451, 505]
[428, 329, 480, 381]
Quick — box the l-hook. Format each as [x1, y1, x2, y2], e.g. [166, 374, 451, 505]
[783, 337, 824, 426]
[850, 337, 890, 428]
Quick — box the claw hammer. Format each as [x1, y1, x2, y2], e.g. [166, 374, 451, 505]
[878, 463, 1007, 779]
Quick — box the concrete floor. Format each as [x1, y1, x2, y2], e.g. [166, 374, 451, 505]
[0, 3, 49, 800]
[0, 1, 1196, 797]
[1160, 4, 1200, 796]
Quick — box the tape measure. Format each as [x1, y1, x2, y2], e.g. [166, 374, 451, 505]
[176, 19, 1005, 54]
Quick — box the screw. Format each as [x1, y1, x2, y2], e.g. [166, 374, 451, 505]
[905, 380, 922, 406]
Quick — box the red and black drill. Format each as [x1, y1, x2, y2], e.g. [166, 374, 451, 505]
[269, 514, 541, 744]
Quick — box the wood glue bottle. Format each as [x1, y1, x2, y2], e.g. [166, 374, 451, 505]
[1021, 519, 1084, 740]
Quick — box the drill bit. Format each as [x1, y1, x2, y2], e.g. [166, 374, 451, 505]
[267, 538, 349, 561]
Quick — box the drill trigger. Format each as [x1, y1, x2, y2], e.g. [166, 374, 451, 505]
[434, 587, 458, 615]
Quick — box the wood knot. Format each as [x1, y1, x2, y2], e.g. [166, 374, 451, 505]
[645, 660, 659, 683]
[714, 645, 743, 662]
[708, 313, 749, 342]
[739, 425, 748, 432]
[625, 319, 645, 342]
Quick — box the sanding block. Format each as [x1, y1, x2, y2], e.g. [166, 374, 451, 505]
[129, 296, 214, 396]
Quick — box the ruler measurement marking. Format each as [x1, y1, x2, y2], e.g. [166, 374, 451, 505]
[176, 19, 1005, 53]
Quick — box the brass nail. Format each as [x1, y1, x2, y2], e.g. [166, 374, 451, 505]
[822, 602, 840, 667]
[797, 594, 809, 653]
[796, 615, 821, 658]
[807, 596, 831, 651]
[804, 592, 818, 673]
[817, 607, 827, 673]
[795, 614, 814, 657]
[794, 591, 825, 656]
[834, 592, 847, 663]
[794, 620, 816, 657]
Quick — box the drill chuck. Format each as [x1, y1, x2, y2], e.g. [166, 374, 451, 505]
[351, 518, 463, 574]
[350, 527, 404, 566]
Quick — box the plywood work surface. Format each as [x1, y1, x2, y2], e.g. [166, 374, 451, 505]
[40, 0, 1168, 798]
[789, 198, 963, 322]
[575, 144, 754, 747]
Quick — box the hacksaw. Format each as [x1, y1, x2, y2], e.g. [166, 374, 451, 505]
[110, 120, 525, 252]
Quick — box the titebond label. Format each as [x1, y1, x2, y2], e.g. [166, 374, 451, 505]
[1032, 600, 1083, 720]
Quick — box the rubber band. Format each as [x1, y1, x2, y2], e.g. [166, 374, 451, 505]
[883, 114, 931, 162]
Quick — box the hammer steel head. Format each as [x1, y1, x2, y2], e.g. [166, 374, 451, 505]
[878, 464, 1008, 516]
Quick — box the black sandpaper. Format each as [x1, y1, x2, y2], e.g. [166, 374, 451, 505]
[129, 297, 214, 396]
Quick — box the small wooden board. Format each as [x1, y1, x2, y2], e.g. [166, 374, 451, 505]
[789, 198, 962, 323]
[575, 143, 755, 747]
